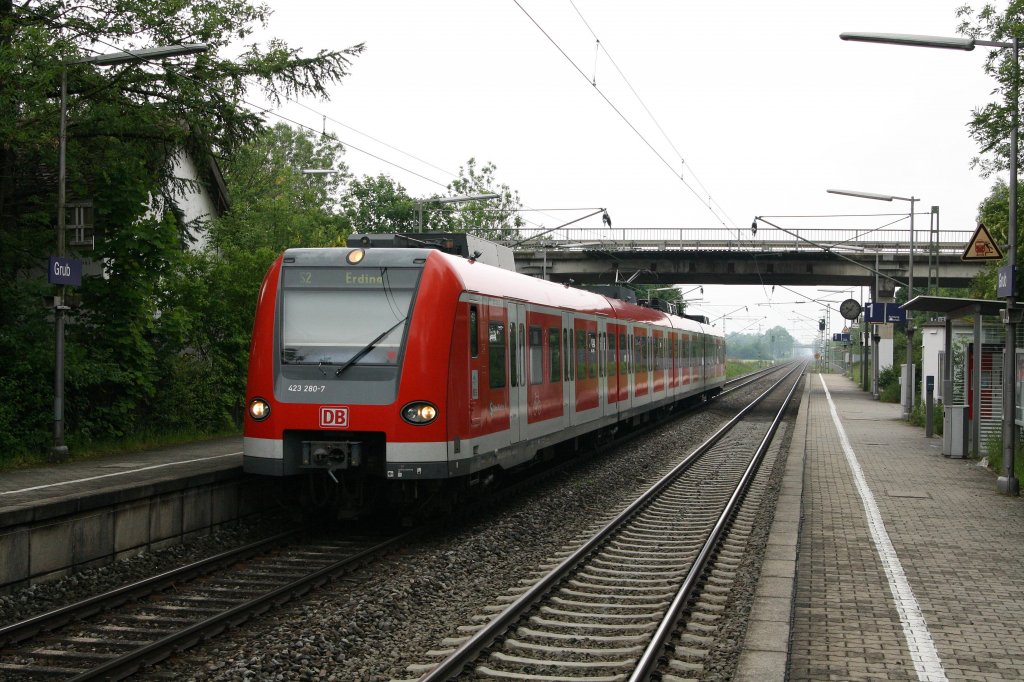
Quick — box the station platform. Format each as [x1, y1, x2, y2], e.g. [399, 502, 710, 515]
[0, 436, 243, 518]
[0, 436, 266, 591]
[737, 372, 1024, 681]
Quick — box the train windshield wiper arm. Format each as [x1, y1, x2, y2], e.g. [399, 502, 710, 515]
[335, 317, 407, 378]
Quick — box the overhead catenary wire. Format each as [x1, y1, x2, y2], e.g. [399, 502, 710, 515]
[568, 0, 725, 222]
[557, 0, 775, 303]
[512, 0, 737, 235]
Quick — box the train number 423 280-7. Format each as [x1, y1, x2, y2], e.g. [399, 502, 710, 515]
[287, 384, 326, 393]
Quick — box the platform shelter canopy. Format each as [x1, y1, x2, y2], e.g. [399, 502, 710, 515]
[902, 295, 1004, 319]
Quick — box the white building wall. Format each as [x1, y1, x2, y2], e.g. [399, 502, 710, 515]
[879, 337, 894, 371]
[168, 152, 218, 251]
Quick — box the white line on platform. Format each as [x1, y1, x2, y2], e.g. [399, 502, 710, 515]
[0, 452, 243, 497]
[819, 376, 947, 682]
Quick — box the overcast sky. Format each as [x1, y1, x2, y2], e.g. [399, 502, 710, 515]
[250, 0, 1003, 344]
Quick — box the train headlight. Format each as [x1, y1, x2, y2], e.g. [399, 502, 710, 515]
[346, 248, 365, 264]
[401, 401, 438, 425]
[248, 397, 271, 421]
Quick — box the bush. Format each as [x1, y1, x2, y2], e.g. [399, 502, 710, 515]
[910, 399, 943, 435]
[984, 433, 1024, 481]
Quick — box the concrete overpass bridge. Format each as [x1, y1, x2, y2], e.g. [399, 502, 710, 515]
[503, 225, 989, 300]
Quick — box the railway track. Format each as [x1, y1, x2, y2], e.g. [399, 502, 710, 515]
[0, 527, 420, 680]
[0, 364, 792, 681]
[403, 362, 805, 680]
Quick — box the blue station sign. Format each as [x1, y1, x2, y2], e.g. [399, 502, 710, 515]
[864, 301, 907, 324]
[48, 256, 82, 286]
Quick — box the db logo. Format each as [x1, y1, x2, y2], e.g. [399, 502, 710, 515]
[319, 406, 350, 429]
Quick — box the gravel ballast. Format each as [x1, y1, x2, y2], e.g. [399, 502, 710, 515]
[1, 378, 793, 681]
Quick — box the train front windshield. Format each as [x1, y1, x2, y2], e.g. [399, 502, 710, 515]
[280, 266, 422, 367]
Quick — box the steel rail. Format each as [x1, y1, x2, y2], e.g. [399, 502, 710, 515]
[66, 528, 423, 681]
[418, 362, 805, 681]
[630, 362, 806, 680]
[0, 529, 301, 646]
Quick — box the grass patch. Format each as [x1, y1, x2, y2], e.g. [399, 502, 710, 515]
[726, 358, 773, 378]
[984, 433, 1024, 482]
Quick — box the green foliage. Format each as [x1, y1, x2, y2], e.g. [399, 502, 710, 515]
[443, 159, 525, 241]
[985, 432, 1024, 480]
[0, 0, 362, 463]
[878, 365, 902, 403]
[0, 1, 532, 464]
[726, 326, 796, 361]
[344, 158, 525, 239]
[211, 122, 351, 252]
[910, 399, 944, 435]
[956, 2, 1024, 179]
[345, 175, 417, 233]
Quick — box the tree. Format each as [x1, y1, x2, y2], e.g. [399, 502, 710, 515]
[441, 158, 524, 241]
[957, 2, 1024, 179]
[955, 5, 1024, 299]
[344, 175, 417, 233]
[211, 122, 350, 253]
[0, 0, 362, 457]
[1, 0, 363, 256]
[150, 123, 350, 433]
[344, 159, 525, 239]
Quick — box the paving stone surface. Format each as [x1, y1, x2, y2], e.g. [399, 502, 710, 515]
[789, 374, 1024, 681]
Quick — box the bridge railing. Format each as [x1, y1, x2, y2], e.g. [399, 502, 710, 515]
[504, 226, 975, 255]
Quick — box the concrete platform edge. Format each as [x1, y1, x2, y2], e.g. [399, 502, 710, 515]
[0, 470, 287, 593]
[733, 371, 809, 680]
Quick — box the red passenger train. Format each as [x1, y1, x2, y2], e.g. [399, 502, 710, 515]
[243, 236, 725, 514]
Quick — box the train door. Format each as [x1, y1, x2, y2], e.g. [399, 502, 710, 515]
[598, 317, 613, 417]
[634, 326, 650, 401]
[652, 329, 665, 395]
[508, 302, 527, 444]
[698, 331, 706, 387]
[682, 333, 691, 387]
[574, 316, 600, 414]
[620, 325, 634, 409]
[562, 311, 576, 426]
[605, 322, 621, 415]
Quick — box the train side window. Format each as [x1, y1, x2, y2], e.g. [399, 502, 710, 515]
[549, 328, 561, 382]
[529, 325, 543, 385]
[469, 306, 479, 358]
[488, 321, 506, 388]
[510, 323, 518, 387]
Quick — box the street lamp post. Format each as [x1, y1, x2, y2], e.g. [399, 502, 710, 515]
[828, 189, 918, 418]
[53, 44, 208, 460]
[839, 30, 1018, 494]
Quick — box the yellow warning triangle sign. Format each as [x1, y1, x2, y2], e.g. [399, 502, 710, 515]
[961, 223, 1003, 261]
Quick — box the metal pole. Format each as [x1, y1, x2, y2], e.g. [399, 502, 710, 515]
[904, 197, 916, 419]
[999, 36, 1020, 495]
[872, 328, 881, 399]
[53, 68, 68, 461]
[862, 321, 869, 391]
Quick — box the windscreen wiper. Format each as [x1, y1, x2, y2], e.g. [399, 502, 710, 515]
[335, 317, 407, 378]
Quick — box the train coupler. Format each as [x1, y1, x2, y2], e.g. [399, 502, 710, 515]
[301, 440, 363, 475]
